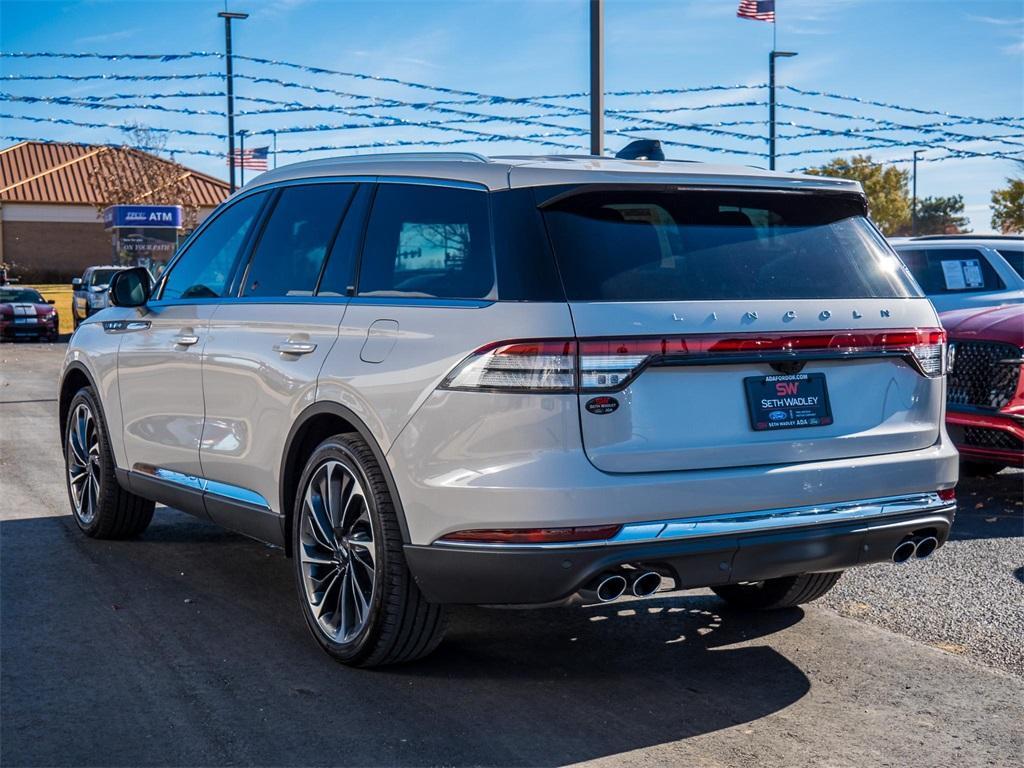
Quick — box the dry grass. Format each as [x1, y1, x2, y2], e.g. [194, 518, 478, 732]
[27, 284, 75, 335]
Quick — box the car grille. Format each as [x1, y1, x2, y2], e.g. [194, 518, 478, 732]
[948, 341, 1022, 410]
[962, 427, 1024, 452]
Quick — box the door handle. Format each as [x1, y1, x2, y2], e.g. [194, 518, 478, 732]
[273, 341, 317, 356]
[173, 334, 200, 347]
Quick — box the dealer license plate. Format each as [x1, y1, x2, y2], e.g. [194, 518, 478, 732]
[744, 373, 833, 431]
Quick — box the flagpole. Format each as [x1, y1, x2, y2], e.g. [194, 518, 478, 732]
[239, 129, 246, 188]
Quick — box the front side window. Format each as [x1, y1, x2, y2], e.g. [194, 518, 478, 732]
[540, 187, 920, 301]
[897, 248, 1005, 294]
[241, 184, 356, 298]
[358, 184, 494, 299]
[161, 192, 266, 301]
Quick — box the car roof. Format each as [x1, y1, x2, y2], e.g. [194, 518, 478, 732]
[242, 152, 864, 195]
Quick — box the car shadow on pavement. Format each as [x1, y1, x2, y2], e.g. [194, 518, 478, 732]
[948, 470, 1023, 542]
[1, 508, 812, 768]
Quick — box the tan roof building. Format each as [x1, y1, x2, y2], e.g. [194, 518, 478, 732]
[0, 141, 229, 282]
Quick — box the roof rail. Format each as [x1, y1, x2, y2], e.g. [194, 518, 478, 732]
[319, 151, 490, 165]
[911, 234, 1023, 241]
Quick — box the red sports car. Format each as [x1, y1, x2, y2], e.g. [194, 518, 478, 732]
[941, 304, 1024, 474]
[0, 286, 59, 342]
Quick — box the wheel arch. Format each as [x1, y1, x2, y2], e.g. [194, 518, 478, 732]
[279, 401, 411, 556]
[59, 362, 98, 440]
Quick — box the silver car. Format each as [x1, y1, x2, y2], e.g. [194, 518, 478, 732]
[59, 153, 958, 666]
[889, 235, 1024, 313]
[71, 266, 129, 329]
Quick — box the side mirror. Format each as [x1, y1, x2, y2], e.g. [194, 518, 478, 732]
[109, 267, 153, 308]
[47, 299, 55, 305]
[71, 278, 82, 288]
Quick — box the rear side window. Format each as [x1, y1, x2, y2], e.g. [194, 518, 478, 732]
[358, 184, 494, 299]
[997, 248, 1024, 279]
[539, 188, 919, 301]
[161, 192, 266, 300]
[241, 184, 355, 298]
[897, 248, 1005, 294]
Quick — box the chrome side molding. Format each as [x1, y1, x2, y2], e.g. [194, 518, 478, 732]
[132, 464, 271, 509]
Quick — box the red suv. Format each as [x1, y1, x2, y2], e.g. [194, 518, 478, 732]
[941, 304, 1024, 474]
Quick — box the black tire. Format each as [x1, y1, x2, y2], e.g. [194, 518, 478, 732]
[292, 433, 447, 667]
[960, 460, 1006, 478]
[711, 571, 843, 611]
[72, 314, 81, 331]
[63, 387, 154, 539]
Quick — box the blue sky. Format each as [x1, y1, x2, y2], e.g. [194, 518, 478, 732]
[2, 0, 1022, 231]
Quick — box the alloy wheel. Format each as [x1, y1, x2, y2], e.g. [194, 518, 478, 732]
[67, 402, 101, 524]
[298, 459, 377, 643]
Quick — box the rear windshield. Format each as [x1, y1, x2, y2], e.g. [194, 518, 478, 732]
[88, 269, 121, 286]
[539, 188, 920, 301]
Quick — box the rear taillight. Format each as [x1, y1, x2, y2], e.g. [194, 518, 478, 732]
[440, 340, 577, 392]
[440, 328, 947, 393]
[938, 488, 956, 502]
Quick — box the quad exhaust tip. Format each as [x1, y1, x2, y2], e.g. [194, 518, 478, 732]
[892, 535, 941, 563]
[915, 536, 939, 560]
[580, 573, 628, 603]
[630, 571, 663, 598]
[892, 540, 917, 563]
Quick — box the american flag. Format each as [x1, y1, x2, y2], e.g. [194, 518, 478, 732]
[227, 146, 269, 170]
[737, 0, 775, 22]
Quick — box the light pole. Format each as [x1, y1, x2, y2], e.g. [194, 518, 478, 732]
[768, 50, 797, 171]
[218, 9, 248, 193]
[589, 0, 604, 156]
[912, 149, 925, 236]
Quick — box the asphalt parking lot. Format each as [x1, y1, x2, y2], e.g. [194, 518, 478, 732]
[2, 342, 1022, 768]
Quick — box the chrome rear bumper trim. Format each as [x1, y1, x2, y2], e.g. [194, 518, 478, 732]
[434, 492, 955, 550]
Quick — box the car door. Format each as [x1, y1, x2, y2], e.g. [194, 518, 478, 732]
[116, 191, 268, 514]
[199, 182, 367, 542]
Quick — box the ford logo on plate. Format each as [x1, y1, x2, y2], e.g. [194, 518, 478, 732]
[769, 410, 789, 421]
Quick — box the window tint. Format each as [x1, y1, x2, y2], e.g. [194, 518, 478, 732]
[491, 188, 563, 301]
[997, 248, 1024, 279]
[358, 184, 494, 299]
[241, 184, 355, 298]
[161, 192, 265, 300]
[897, 248, 1005, 294]
[539, 188, 918, 301]
[317, 184, 373, 297]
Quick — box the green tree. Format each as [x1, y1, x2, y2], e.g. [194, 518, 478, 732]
[904, 195, 971, 236]
[991, 178, 1024, 233]
[805, 155, 910, 235]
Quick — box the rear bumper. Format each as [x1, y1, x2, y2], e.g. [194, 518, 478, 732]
[947, 410, 1024, 466]
[405, 493, 956, 605]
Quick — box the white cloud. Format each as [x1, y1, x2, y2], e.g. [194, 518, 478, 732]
[73, 28, 140, 45]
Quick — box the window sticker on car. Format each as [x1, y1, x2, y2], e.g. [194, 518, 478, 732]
[941, 259, 984, 291]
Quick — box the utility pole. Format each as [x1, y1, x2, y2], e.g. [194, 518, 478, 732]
[912, 149, 924, 236]
[589, 0, 604, 156]
[768, 50, 797, 171]
[218, 9, 248, 193]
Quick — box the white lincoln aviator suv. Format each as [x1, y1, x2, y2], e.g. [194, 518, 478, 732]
[60, 153, 958, 666]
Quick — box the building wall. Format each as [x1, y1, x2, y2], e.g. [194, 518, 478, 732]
[1, 203, 216, 283]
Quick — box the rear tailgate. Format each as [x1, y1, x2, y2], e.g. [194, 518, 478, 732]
[571, 299, 943, 472]
[538, 185, 945, 474]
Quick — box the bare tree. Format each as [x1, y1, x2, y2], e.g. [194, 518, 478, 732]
[88, 125, 202, 229]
